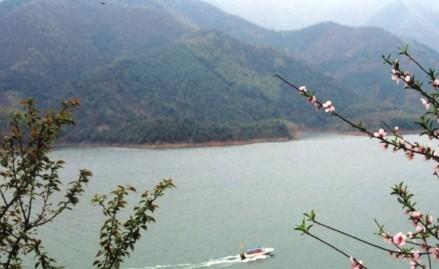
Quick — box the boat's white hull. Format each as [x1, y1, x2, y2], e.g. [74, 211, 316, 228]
[242, 247, 274, 259]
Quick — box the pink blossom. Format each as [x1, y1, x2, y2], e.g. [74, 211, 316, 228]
[299, 86, 307, 94]
[415, 226, 425, 233]
[420, 98, 430, 110]
[409, 260, 417, 269]
[405, 75, 412, 83]
[392, 232, 406, 247]
[433, 79, 439, 88]
[307, 95, 316, 104]
[410, 250, 420, 261]
[427, 215, 434, 225]
[410, 211, 422, 218]
[391, 71, 400, 84]
[349, 256, 363, 269]
[373, 129, 387, 138]
[432, 248, 439, 260]
[322, 100, 335, 113]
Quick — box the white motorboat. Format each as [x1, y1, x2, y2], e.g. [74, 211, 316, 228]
[239, 247, 274, 260]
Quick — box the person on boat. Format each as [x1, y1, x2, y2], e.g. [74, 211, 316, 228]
[239, 242, 246, 260]
[240, 253, 246, 260]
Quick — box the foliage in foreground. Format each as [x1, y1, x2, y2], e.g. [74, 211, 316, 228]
[92, 180, 174, 269]
[0, 100, 174, 269]
[276, 46, 439, 269]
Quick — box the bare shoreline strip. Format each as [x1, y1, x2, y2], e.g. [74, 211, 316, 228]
[55, 137, 292, 150]
[53, 129, 421, 150]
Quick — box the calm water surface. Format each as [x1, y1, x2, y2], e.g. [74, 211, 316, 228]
[39, 135, 438, 268]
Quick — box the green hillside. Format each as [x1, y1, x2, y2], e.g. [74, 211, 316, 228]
[62, 31, 349, 143]
[0, 0, 435, 144]
[0, 0, 193, 102]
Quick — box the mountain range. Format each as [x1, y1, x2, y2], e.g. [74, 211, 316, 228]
[0, 0, 437, 144]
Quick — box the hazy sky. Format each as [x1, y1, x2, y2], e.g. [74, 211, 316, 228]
[202, 0, 397, 30]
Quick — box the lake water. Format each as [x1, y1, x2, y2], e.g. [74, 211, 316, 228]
[38, 135, 438, 268]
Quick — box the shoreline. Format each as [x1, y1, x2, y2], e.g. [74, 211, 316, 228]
[56, 137, 292, 150]
[55, 129, 423, 150]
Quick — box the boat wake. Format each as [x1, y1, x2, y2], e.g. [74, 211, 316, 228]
[125, 253, 271, 269]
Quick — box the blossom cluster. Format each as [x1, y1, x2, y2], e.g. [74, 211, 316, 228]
[391, 67, 412, 86]
[298, 85, 335, 113]
[279, 48, 439, 269]
[379, 227, 439, 269]
[373, 128, 387, 139]
[392, 64, 439, 89]
[371, 123, 439, 165]
[384, 184, 439, 268]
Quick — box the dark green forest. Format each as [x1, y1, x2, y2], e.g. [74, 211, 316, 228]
[67, 119, 296, 144]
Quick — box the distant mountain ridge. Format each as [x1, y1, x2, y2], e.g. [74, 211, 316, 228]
[163, 0, 439, 120]
[367, 0, 439, 53]
[0, 0, 437, 143]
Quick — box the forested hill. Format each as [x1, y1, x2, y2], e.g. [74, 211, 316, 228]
[0, 0, 194, 102]
[62, 31, 348, 143]
[0, 0, 438, 144]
